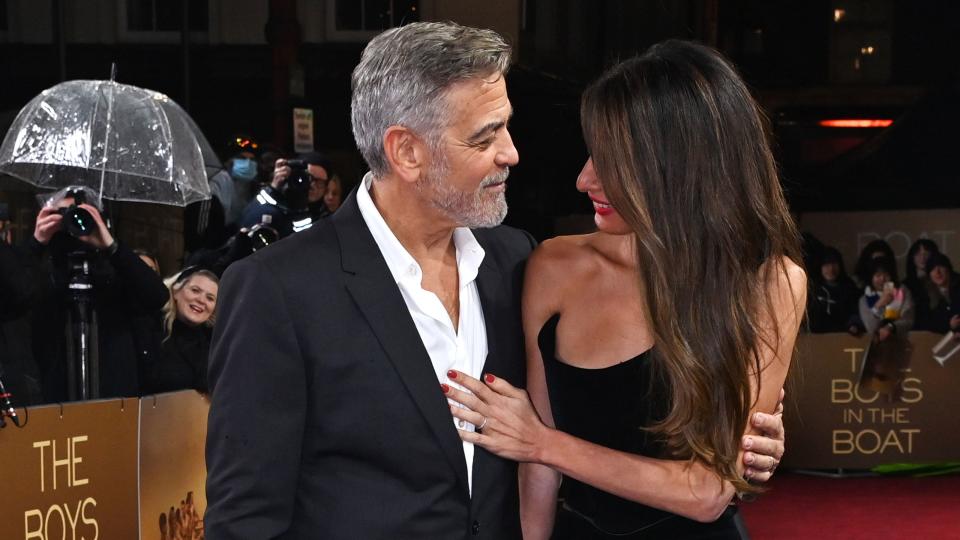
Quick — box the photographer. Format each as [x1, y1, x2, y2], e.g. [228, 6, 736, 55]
[184, 137, 263, 256]
[26, 187, 169, 402]
[237, 152, 332, 238]
[181, 220, 276, 279]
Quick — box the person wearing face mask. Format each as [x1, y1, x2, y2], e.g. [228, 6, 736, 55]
[217, 144, 262, 228]
[143, 267, 219, 394]
[237, 151, 333, 238]
[185, 137, 267, 255]
[25, 187, 169, 402]
[231, 154, 259, 183]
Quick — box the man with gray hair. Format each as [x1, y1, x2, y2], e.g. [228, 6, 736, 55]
[205, 21, 530, 538]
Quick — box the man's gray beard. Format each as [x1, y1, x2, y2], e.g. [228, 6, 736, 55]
[418, 159, 509, 229]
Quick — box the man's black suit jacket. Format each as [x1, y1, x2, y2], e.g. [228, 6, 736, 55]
[205, 190, 535, 539]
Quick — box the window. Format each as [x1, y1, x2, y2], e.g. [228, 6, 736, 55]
[120, 0, 208, 42]
[327, 0, 419, 41]
[830, 0, 892, 83]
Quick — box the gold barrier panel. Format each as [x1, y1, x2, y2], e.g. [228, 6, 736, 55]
[0, 399, 140, 539]
[139, 391, 209, 540]
[783, 331, 960, 469]
[0, 391, 210, 539]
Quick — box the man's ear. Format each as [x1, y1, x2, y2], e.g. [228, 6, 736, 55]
[383, 126, 429, 184]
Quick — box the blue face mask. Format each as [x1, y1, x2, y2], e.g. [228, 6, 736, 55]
[231, 158, 258, 182]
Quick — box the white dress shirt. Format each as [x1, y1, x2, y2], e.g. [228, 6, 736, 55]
[356, 172, 487, 495]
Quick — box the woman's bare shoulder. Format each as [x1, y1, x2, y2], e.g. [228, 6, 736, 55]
[523, 234, 604, 316]
[528, 233, 603, 280]
[764, 255, 808, 312]
[777, 256, 807, 290]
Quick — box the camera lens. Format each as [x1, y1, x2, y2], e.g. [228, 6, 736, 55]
[287, 170, 311, 190]
[247, 224, 279, 251]
[61, 206, 95, 237]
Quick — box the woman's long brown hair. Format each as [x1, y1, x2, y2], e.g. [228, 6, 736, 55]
[581, 40, 802, 494]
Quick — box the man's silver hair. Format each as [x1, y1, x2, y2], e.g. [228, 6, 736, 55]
[351, 21, 512, 177]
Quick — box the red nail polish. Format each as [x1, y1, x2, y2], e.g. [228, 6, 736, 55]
[447, 370, 457, 379]
[440, 383, 449, 393]
[484, 373, 496, 383]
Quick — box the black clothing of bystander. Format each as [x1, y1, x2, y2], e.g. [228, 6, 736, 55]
[920, 281, 960, 334]
[131, 309, 164, 394]
[238, 187, 330, 238]
[915, 253, 960, 334]
[26, 234, 169, 401]
[807, 247, 862, 333]
[808, 278, 861, 333]
[145, 319, 211, 394]
[0, 241, 43, 405]
[185, 231, 257, 279]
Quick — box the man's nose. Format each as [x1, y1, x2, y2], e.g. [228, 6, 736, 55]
[497, 130, 519, 168]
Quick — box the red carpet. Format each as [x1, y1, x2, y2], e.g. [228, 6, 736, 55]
[738, 472, 960, 539]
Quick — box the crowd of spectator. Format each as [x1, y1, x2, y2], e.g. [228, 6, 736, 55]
[0, 138, 345, 407]
[805, 235, 960, 342]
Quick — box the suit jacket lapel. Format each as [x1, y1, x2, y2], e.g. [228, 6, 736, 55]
[475, 237, 504, 378]
[332, 190, 470, 497]
[471, 232, 508, 502]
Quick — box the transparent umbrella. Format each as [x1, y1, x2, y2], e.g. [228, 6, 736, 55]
[0, 79, 217, 206]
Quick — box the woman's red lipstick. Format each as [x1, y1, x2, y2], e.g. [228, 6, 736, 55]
[590, 196, 615, 216]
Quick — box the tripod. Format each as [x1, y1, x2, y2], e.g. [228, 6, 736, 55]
[65, 251, 100, 401]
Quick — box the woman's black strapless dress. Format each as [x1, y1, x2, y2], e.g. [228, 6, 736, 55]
[539, 314, 742, 539]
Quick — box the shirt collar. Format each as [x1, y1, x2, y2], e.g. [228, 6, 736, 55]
[356, 172, 486, 288]
[453, 227, 484, 287]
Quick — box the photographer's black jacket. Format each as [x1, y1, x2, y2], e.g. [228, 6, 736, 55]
[0, 241, 44, 404]
[237, 186, 330, 238]
[25, 235, 169, 401]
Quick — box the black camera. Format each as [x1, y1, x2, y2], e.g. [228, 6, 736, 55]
[56, 190, 96, 238]
[281, 159, 313, 211]
[246, 222, 279, 252]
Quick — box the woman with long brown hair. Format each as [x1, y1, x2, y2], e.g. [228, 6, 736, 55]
[443, 40, 806, 538]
